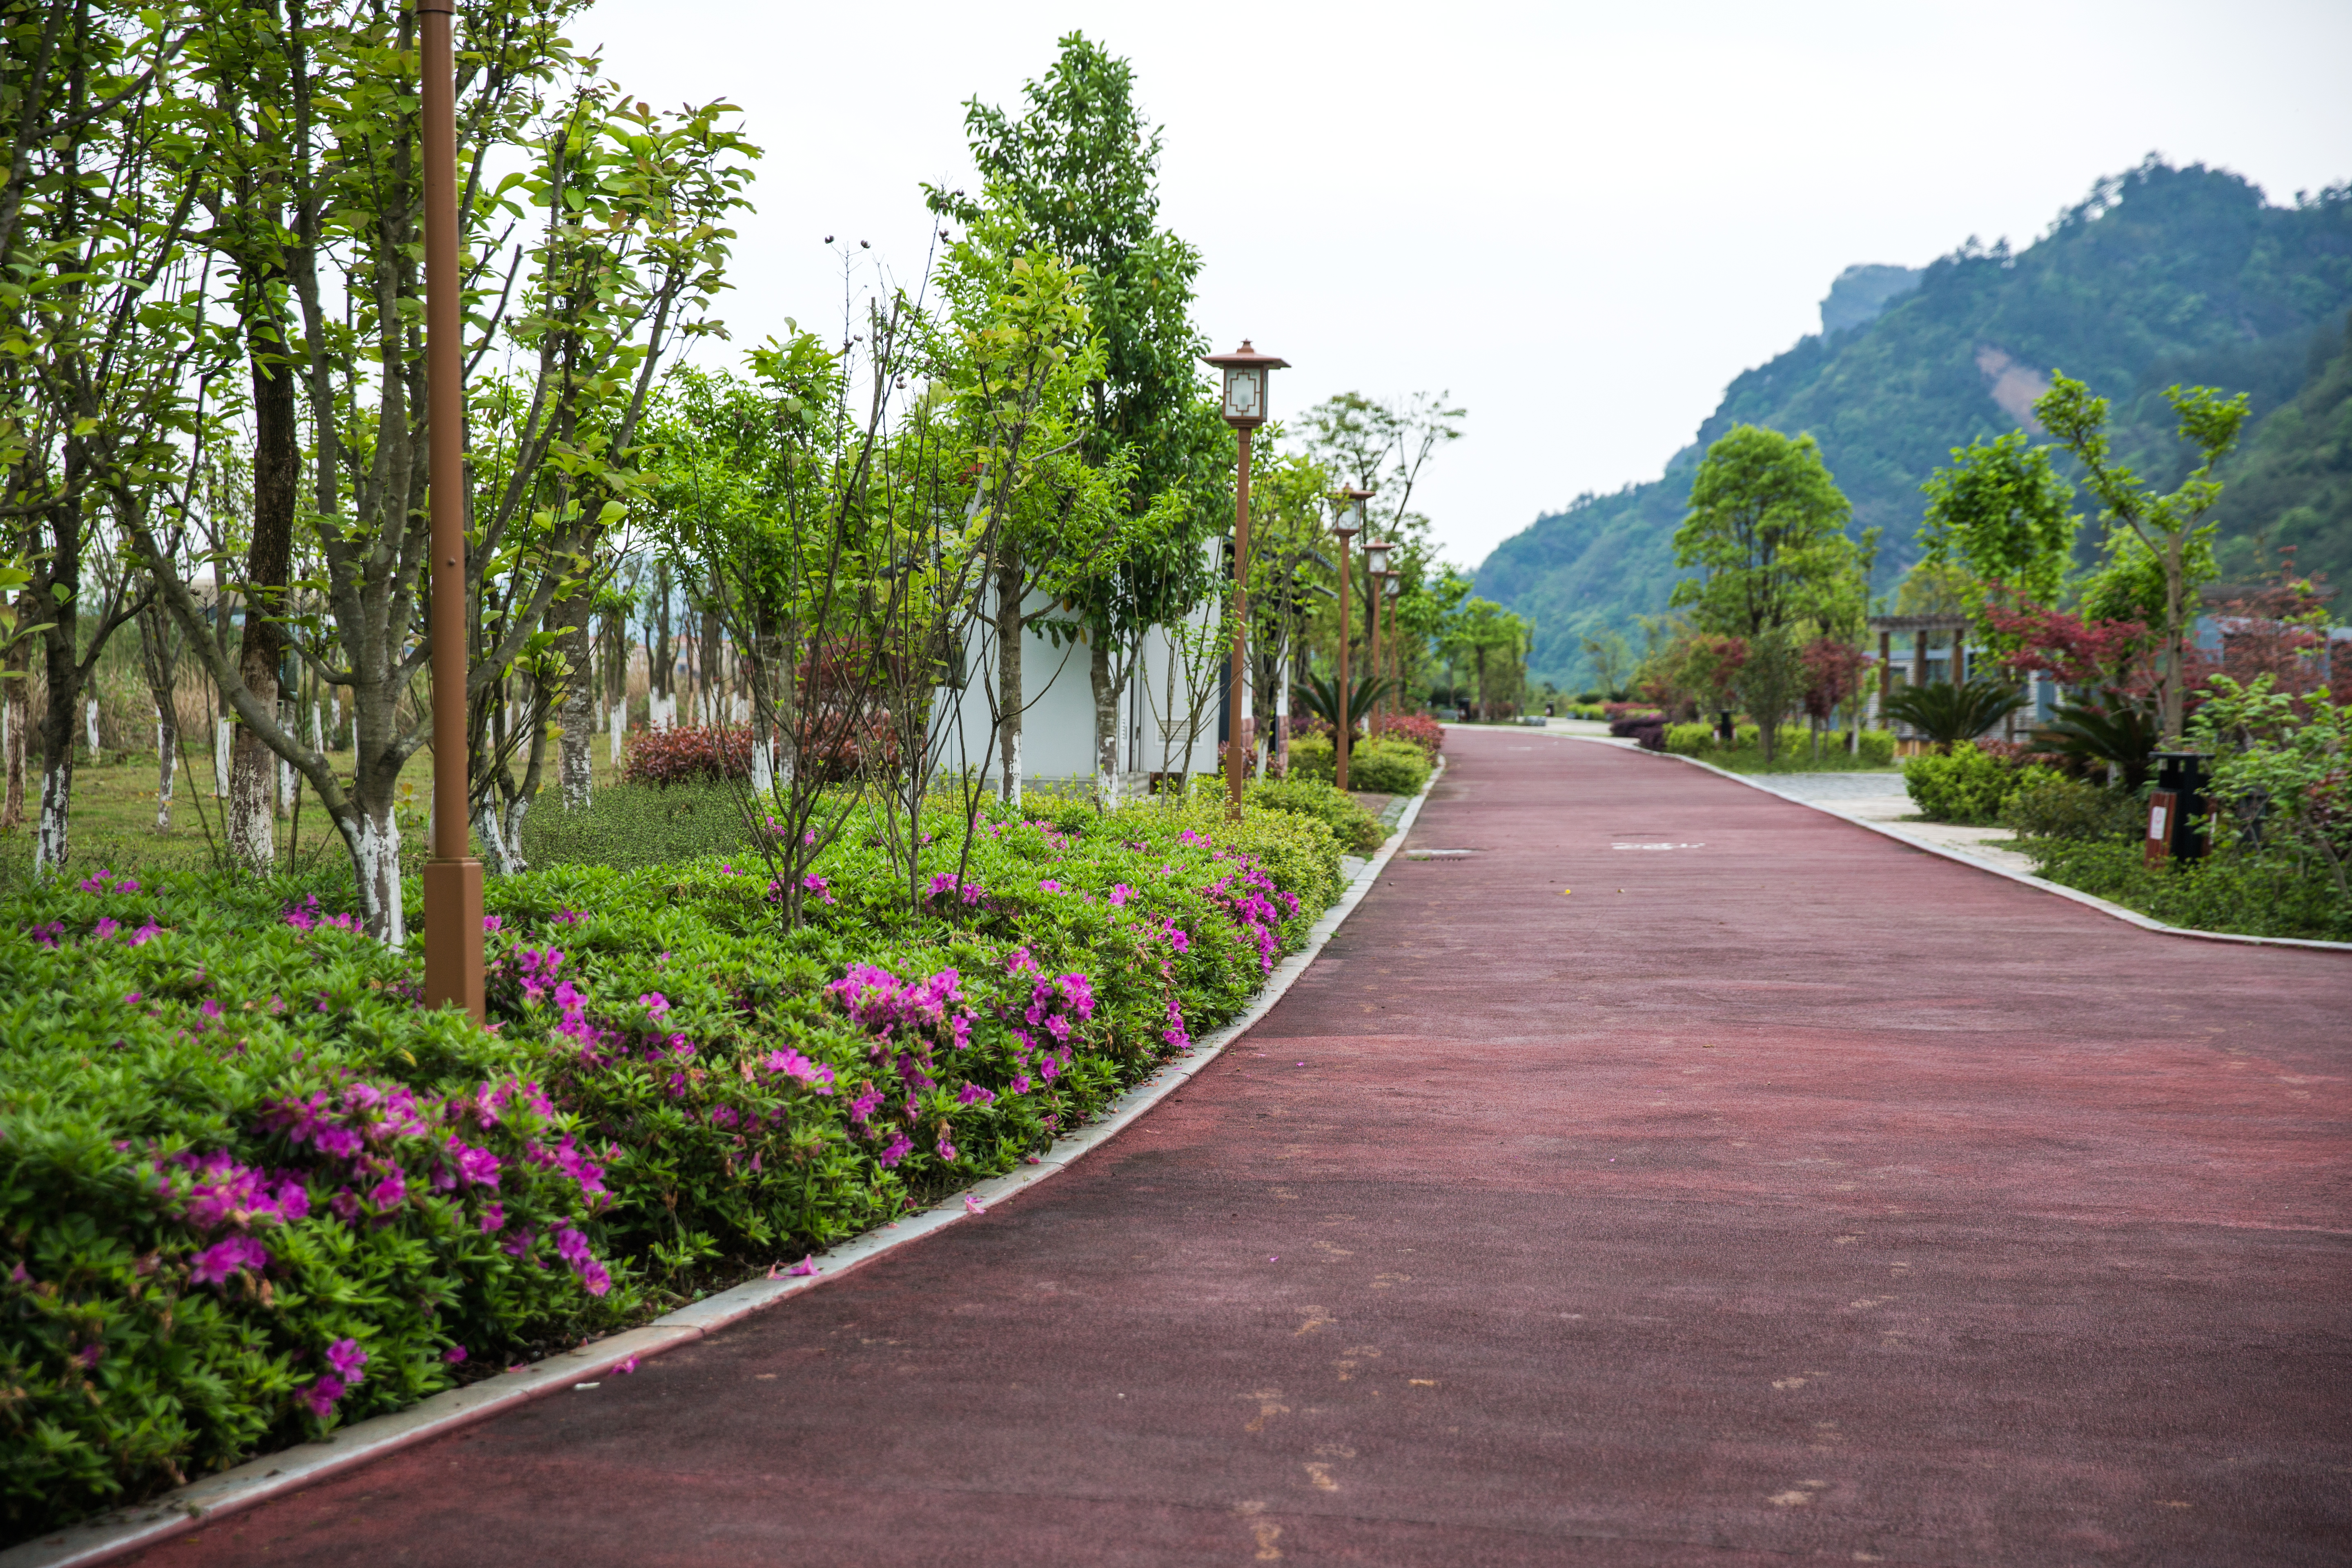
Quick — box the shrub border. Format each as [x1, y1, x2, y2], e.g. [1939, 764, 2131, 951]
[1560, 734, 2351, 955]
[3, 761, 1444, 1568]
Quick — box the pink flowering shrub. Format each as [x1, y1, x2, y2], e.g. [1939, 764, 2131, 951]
[0, 875, 628, 1538]
[1, 793, 1343, 1539]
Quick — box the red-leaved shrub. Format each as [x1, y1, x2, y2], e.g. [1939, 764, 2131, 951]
[1372, 712, 1444, 755]
[622, 725, 755, 787]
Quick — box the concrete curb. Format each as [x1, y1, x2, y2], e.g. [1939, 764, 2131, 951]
[5, 764, 1444, 1568]
[1539, 732, 2351, 956]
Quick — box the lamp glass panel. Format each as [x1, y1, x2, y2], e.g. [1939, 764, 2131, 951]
[1223, 367, 1264, 421]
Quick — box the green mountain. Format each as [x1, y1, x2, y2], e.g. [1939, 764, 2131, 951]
[1479, 159, 2352, 687]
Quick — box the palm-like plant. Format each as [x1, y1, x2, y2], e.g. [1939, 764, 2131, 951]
[1294, 670, 1394, 735]
[1884, 677, 2029, 751]
[2034, 699, 2161, 791]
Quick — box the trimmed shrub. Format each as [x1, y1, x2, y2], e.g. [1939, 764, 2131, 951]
[1247, 777, 1387, 853]
[2022, 840, 2351, 942]
[1283, 735, 1430, 795]
[621, 724, 755, 787]
[1665, 723, 1895, 767]
[1370, 713, 1444, 756]
[2001, 773, 2142, 842]
[1347, 738, 1433, 794]
[1902, 742, 2027, 823]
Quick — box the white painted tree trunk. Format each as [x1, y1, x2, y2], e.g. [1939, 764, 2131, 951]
[472, 800, 519, 878]
[337, 803, 404, 945]
[609, 705, 626, 769]
[214, 717, 231, 797]
[558, 677, 594, 813]
[34, 757, 71, 875]
[505, 796, 530, 864]
[85, 698, 99, 762]
[1089, 635, 1120, 809]
[1274, 648, 1291, 780]
[750, 723, 773, 795]
[228, 726, 274, 872]
[154, 703, 174, 830]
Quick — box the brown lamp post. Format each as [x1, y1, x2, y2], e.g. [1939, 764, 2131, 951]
[1372, 569, 1399, 723]
[1373, 571, 1392, 719]
[1203, 341, 1288, 820]
[1331, 487, 1373, 792]
[419, 0, 482, 1020]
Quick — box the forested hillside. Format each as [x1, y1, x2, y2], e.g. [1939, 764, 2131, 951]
[1480, 159, 2352, 687]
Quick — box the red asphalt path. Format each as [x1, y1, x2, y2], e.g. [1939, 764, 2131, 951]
[134, 729, 2352, 1566]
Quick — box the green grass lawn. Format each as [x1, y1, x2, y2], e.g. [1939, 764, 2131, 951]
[0, 745, 637, 891]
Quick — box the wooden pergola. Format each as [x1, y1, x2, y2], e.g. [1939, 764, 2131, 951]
[1866, 613, 1973, 704]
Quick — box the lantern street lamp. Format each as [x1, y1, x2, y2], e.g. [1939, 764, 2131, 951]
[1363, 541, 1393, 738]
[1203, 341, 1288, 820]
[1373, 571, 1392, 719]
[418, 0, 482, 1021]
[1370, 568, 1398, 722]
[1331, 487, 1374, 792]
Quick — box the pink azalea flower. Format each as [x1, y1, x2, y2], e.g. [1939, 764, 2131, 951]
[301, 1375, 344, 1417]
[444, 1345, 469, 1364]
[189, 1236, 268, 1285]
[326, 1338, 368, 1386]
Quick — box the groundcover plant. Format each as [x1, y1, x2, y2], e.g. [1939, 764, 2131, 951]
[0, 797, 1343, 1540]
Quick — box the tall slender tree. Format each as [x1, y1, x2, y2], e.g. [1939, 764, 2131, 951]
[946, 33, 1222, 802]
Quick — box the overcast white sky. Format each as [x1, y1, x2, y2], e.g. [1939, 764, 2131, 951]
[576, 0, 2352, 572]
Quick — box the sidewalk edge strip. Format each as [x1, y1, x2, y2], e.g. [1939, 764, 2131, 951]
[2, 761, 1444, 1568]
[1561, 737, 2349, 955]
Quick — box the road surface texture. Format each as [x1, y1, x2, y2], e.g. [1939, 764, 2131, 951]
[136, 728, 2351, 1566]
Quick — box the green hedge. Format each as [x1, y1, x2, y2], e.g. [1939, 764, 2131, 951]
[1902, 747, 2063, 824]
[1286, 734, 1432, 795]
[1246, 777, 1387, 853]
[2021, 839, 2352, 942]
[0, 797, 1343, 1540]
[1664, 723, 1896, 769]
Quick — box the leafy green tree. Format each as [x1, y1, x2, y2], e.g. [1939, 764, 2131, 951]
[1671, 425, 1870, 756]
[2034, 371, 2249, 741]
[2, 0, 212, 875]
[1917, 428, 2078, 608]
[946, 32, 1222, 800]
[1303, 390, 1464, 678]
[1441, 597, 1528, 720]
[115, 7, 755, 933]
[1672, 426, 1864, 638]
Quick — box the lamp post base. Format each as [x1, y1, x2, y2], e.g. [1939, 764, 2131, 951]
[423, 856, 485, 1022]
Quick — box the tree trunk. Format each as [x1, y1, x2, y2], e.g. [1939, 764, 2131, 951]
[652, 561, 673, 717]
[333, 793, 404, 941]
[155, 703, 176, 830]
[31, 494, 84, 876]
[556, 590, 594, 810]
[35, 638, 76, 874]
[472, 800, 519, 877]
[144, 598, 179, 831]
[996, 542, 1024, 807]
[2, 614, 25, 830]
[1089, 633, 1120, 806]
[230, 331, 298, 872]
[699, 606, 723, 728]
